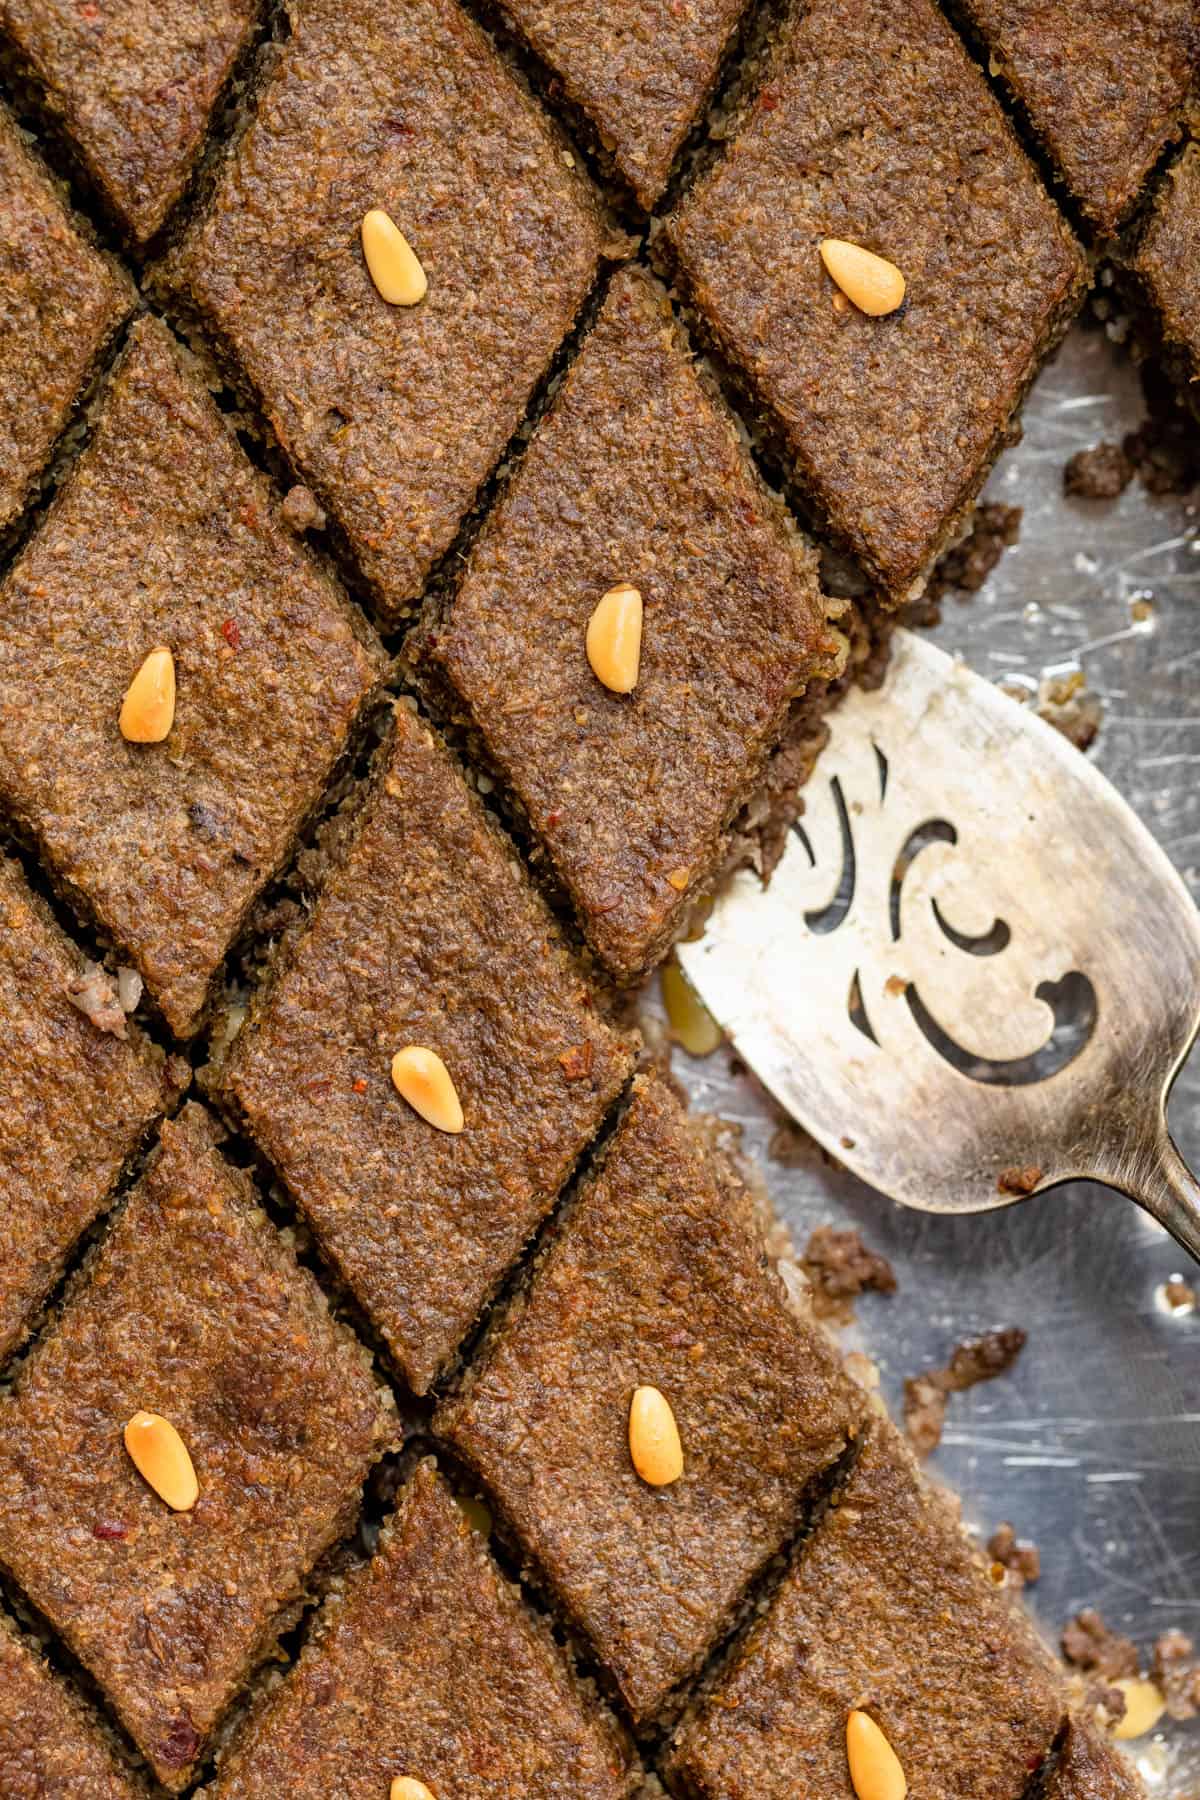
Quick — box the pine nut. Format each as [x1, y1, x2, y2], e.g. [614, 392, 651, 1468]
[390, 1046, 464, 1133]
[123, 1412, 198, 1511]
[390, 1781, 436, 1800]
[628, 1385, 683, 1486]
[586, 583, 642, 694]
[1112, 1678, 1166, 1741]
[819, 239, 906, 317]
[666, 866, 691, 891]
[119, 647, 175, 743]
[362, 209, 428, 306]
[846, 1710, 907, 1800]
[661, 958, 722, 1057]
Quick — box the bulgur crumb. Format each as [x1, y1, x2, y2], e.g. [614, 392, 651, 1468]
[1061, 1608, 1140, 1681]
[66, 961, 127, 1039]
[986, 1521, 1040, 1587]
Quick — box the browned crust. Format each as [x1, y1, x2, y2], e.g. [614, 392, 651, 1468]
[1130, 142, 1200, 391]
[0, 314, 386, 1038]
[493, 0, 753, 207]
[0, 0, 261, 244]
[1045, 1716, 1146, 1800]
[665, 1416, 1066, 1799]
[224, 702, 636, 1395]
[0, 1613, 145, 1796]
[0, 1103, 394, 1790]
[663, 0, 1088, 605]
[437, 1074, 864, 1724]
[0, 106, 132, 534]
[420, 264, 845, 984]
[0, 0, 1155, 1784]
[949, 0, 1197, 237]
[161, 0, 627, 623]
[208, 1459, 639, 1797]
[0, 852, 184, 1365]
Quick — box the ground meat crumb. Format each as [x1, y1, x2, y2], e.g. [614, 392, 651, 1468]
[1061, 1608, 1140, 1681]
[1084, 1678, 1131, 1729]
[1039, 692, 1103, 753]
[726, 702, 830, 882]
[1063, 441, 1133, 499]
[944, 1326, 1027, 1387]
[904, 503, 1023, 629]
[281, 484, 327, 533]
[767, 1117, 816, 1167]
[801, 1224, 896, 1323]
[1153, 1628, 1200, 1719]
[1123, 363, 1200, 496]
[986, 1521, 1040, 1587]
[904, 1327, 1027, 1456]
[936, 503, 1023, 595]
[997, 1164, 1042, 1196]
[1163, 1275, 1197, 1313]
[1124, 417, 1199, 494]
[66, 960, 127, 1038]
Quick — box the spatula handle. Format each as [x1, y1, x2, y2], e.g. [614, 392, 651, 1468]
[1118, 1128, 1200, 1266]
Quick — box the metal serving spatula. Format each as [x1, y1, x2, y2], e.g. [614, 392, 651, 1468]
[679, 629, 1200, 1260]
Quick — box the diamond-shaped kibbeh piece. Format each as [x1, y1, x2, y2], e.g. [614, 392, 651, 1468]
[951, 0, 1196, 235]
[437, 1074, 864, 1722]
[165, 0, 624, 623]
[664, 1418, 1065, 1799]
[1044, 1716, 1145, 1800]
[0, 1103, 394, 1791]
[423, 265, 844, 984]
[1, 0, 260, 244]
[209, 1459, 638, 1798]
[0, 314, 385, 1038]
[225, 701, 635, 1395]
[1131, 144, 1200, 395]
[0, 106, 131, 533]
[493, 0, 753, 206]
[665, 0, 1087, 605]
[0, 850, 184, 1364]
[1, 1612, 143, 1797]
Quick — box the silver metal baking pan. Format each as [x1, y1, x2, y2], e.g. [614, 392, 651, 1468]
[657, 321, 1200, 1797]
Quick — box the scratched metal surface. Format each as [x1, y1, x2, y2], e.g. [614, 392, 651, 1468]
[659, 322, 1200, 1796]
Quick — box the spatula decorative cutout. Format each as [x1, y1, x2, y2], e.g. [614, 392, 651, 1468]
[680, 630, 1200, 1258]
